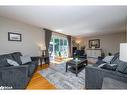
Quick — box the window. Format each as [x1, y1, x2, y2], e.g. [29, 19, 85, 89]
[54, 38, 59, 55]
[49, 36, 68, 61]
[64, 40, 67, 46]
[60, 39, 63, 46]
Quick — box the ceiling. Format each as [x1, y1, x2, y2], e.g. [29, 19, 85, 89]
[0, 6, 127, 37]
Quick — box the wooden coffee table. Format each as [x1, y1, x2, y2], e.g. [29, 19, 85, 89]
[66, 58, 87, 77]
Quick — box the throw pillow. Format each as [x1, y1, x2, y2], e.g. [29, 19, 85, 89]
[111, 58, 120, 65]
[98, 63, 107, 68]
[0, 58, 10, 67]
[116, 60, 127, 74]
[7, 59, 19, 66]
[102, 56, 114, 64]
[20, 56, 31, 64]
[110, 52, 119, 64]
[11, 52, 22, 65]
[101, 63, 117, 71]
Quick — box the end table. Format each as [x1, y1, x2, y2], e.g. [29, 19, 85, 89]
[39, 56, 49, 68]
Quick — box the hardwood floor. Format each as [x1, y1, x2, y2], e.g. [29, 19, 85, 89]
[26, 64, 56, 90]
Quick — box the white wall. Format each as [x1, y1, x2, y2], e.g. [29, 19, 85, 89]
[126, 31, 127, 42]
[0, 17, 45, 56]
[76, 32, 126, 55]
[126, 24, 127, 42]
[85, 32, 126, 54]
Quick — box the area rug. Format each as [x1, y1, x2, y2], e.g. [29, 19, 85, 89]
[39, 63, 85, 89]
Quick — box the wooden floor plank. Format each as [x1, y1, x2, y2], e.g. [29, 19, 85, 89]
[26, 64, 56, 90]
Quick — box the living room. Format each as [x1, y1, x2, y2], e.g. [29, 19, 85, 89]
[0, 5, 127, 92]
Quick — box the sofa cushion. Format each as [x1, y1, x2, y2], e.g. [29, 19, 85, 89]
[100, 63, 117, 71]
[0, 54, 14, 60]
[0, 54, 14, 67]
[102, 56, 114, 64]
[75, 50, 85, 56]
[0, 58, 10, 67]
[111, 58, 120, 65]
[110, 52, 119, 64]
[20, 56, 31, 64]
[80, 50, 85, 56]
[102, 77, 127, 89]
[116, 60, 127, 74]
[96, 60, 106, 65]
[11, 52, 22, 65]
[98, 63, 107, 68]
[7, 59, 19, 66]
[23, 62, 36, 77]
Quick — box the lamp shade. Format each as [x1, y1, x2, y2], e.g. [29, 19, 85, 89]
[120, 43, 127, 62]
[40, 44, 46, 50]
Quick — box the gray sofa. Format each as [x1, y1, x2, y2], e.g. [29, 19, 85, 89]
[0, 52, 39, 89]
[85, 53, 127, 89]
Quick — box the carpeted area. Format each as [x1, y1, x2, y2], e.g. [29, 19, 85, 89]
[39, 63, 85, 89]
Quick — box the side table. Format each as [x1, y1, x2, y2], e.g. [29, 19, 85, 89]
[39, 56, 49, 68]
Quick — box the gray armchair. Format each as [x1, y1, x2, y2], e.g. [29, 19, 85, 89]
[74, 50, 87, 59]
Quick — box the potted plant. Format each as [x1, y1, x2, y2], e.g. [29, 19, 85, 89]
[108, 52, 112, 56]
[75, 55, 80, 60]
[58, 51, 61, 57]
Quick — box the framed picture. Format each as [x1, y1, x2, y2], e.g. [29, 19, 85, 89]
[89, 39, 100, 48]
[8, 32, 22, 42]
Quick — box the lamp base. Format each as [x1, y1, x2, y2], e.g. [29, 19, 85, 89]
[42, 50, 45, 57]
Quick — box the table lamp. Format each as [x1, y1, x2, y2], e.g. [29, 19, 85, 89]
[120, 43, 127, 62]
[40, 44, 46, 57]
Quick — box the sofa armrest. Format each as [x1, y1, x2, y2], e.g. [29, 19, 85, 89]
[31, 60, 39, 66]
[98, 56, 104, 60]
[31, 56, 39, 62]
[95, 60, 106, 66]
[0, 65, 29, 89]
[85, 66, 104, 89]
[85, 66, 127, 89]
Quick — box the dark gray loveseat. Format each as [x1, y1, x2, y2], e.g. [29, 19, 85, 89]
[85, 53, 127, 89]
[0, 52, 39, 89]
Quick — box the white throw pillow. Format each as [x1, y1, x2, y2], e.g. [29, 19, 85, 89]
[7, 59, 19, 66]
[98, 63, 107, 68]
[102, 56, 114, 64]
[20, 56, 31, 64]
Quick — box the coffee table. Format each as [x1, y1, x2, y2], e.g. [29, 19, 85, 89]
[66, 58, 87, 77]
